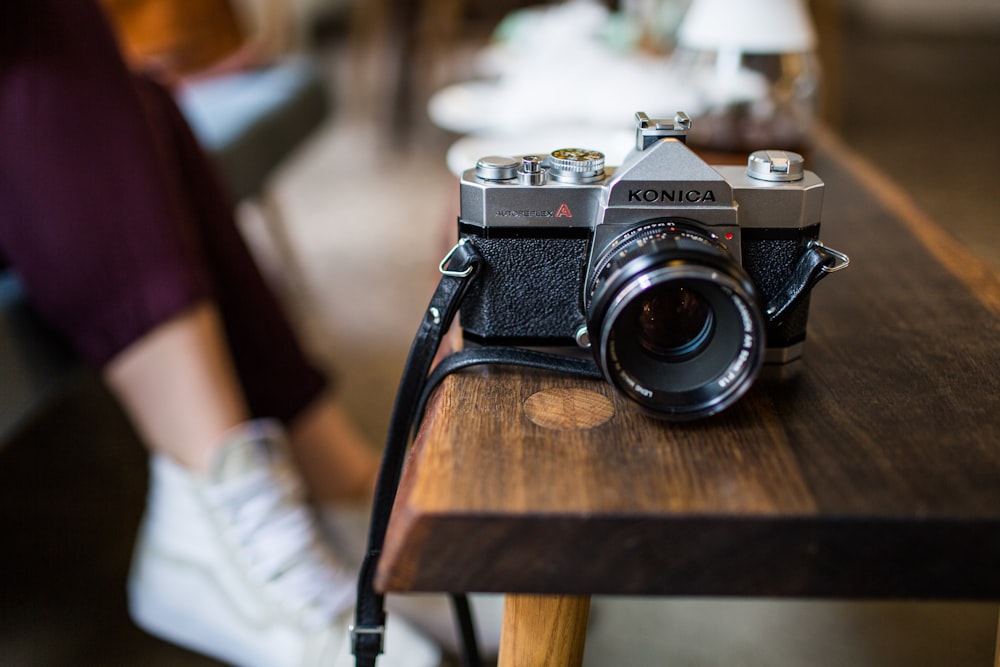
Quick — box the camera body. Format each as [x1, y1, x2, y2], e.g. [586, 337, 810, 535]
[457, 112, 828, 418]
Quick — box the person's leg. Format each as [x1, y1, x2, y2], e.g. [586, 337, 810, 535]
[288, 394, 379, 502]
[0, 3, 437, 664]
[0, 0, 262, 477]
[1, 0, 378, 500]
[104, 302, 249, 472]
[131, 74, 380, 500]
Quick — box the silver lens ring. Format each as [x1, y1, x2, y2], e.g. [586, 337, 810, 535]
[596, 263, 765, 419]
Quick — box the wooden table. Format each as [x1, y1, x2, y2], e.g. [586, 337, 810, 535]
[375, 130, 1000, 666]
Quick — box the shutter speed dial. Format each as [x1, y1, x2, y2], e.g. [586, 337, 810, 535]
[547, 148, 606, 184]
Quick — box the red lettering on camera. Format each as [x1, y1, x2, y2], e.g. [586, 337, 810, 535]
[556, 203, 573, 218]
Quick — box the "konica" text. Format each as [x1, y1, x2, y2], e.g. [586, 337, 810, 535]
[628, 189, 716, 203]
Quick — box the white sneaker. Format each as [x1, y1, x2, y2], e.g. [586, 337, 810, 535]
[128, 420, 440, 667]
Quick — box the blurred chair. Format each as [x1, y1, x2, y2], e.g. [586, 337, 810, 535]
[351, 0, 560, 141]
[178, 55, 330, 302]
[0, 273, 83, 444]
[178, 56, 329, 203]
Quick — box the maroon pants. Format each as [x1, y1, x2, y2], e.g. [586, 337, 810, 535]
[0, 0, 327, 424]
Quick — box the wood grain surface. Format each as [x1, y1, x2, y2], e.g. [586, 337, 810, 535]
[376, 134, 1000, 600]
[496, 595, 590, 667]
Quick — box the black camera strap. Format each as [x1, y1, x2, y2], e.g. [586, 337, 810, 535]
[352, 239, 482, 667]
[765, 241, 850, 322]
[352, 240, 602, 667]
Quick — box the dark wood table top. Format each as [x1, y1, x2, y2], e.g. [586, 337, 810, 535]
[376, 130, 1000, 601]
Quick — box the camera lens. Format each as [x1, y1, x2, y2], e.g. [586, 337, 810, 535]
[637, 286, 715, 361]
[588, 221, 765, 419]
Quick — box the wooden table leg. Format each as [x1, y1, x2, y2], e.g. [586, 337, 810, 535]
[497, 594, 591, 667]
[994, 608, 999, 667]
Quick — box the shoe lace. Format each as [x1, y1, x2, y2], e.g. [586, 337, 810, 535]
[206, 461, 356, 626]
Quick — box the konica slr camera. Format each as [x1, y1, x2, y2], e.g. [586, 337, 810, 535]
[456, 112, 848, 419]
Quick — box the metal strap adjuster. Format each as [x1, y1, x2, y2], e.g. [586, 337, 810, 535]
[349, 624, 385, 656]
[438, 238, 475, 278]
[809, 240, 851, 273]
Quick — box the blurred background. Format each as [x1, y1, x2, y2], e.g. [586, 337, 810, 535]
[1, 0, 998, 665]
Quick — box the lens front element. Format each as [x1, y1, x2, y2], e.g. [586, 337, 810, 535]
[588, 222, 765, 419]
[637, 285, 715, 361]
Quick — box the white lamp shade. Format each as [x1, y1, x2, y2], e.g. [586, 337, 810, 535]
[676, 0, 817, 53]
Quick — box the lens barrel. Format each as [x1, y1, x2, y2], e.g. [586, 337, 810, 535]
[588, 221, 765, 419]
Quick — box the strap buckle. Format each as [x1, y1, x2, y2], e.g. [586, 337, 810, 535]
[439, 238, 475, 278]
[349, 624, 385, 656]
[809, 240, 851, 273]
